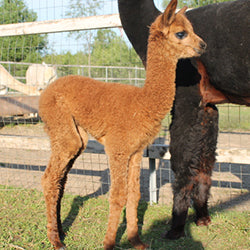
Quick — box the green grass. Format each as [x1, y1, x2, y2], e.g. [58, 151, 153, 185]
[161, 104, 250, 133]
[217, 104, 250, 132]
[0, 186, 249, 250]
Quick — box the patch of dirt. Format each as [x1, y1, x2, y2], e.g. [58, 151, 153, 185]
[0, 123, 249, 211]
[0, 122, 45, 136]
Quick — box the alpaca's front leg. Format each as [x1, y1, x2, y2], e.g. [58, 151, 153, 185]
[126, 151, 148, 249]
[192, 105, 218, 226]
[104, 154, 129, 250]
[193, 186, 211, 226]
[163, 178, 192, 240]
[164, 76, 219, 240]
[192, 171, 212, 226]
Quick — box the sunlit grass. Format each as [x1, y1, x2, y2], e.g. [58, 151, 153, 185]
[160, 104, 250, 134]
[0, 186, 249, 249]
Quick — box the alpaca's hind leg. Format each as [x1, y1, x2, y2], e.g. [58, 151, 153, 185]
[126, 151, 148, 250]
[103, 152, 129, 250]
[42, 121, 87, 249]
[43, 154, 79, 249]
[55, 128, 88, 239]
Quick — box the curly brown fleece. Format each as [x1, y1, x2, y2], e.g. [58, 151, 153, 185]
[39, 0, 205, 249]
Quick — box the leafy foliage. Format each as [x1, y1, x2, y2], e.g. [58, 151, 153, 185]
[0, 0, 142, 82]
[44, 29, 142, 79]
[0, 0, 48, 63]
[65, 0, 102, 67]
[91, 29, 141, 67]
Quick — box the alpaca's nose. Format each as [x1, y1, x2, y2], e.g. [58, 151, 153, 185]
[200, 41, 207, 50]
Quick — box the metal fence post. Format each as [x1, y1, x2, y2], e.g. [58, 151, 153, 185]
[149, 158, 157, 204]
[105, 66, 108, 82]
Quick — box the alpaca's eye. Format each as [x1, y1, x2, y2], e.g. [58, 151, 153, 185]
[175, 31, 187, 39]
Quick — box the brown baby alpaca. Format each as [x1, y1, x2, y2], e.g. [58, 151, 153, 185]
[39, 0, 206, 249]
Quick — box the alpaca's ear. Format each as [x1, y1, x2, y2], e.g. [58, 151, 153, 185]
[177, 6, 188, 15]
[161, 0, 178, 26]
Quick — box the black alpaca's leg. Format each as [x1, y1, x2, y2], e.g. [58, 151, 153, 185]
[166, 104, 218, 238]
[192, 104, 218, 226]
[163, 60, 201, 240]
[192, 175, 211, 226]
[163, 178, 193, 239]
[163, 60, 219, 240]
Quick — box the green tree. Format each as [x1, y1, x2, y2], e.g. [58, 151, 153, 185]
[91, 29, 140, 67]
[66, 0, 101, 19]
[90, 29, 143, 82]
[65, 1, 142, 80]
[66, 0, 102, 75]
[0, 0, 48, 63]
[44, 51, 89, 76]
[162, 0, 232, 8]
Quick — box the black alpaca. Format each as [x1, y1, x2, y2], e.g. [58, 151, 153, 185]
[118, 0, 250, 239]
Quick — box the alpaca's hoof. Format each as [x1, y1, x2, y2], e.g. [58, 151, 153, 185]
[103, 242, 115, 250]
[135, 243, 149, 250]
[54, 243, 66, 250]
[162, 229, 185, 240]
[103, 244, 115, 250]
[196, 216, 211, 226]
[52, 239, 66, 250]
[129, 235, 148, 249]
[131, 241, 149, 250]
[103, 236, 116, 250]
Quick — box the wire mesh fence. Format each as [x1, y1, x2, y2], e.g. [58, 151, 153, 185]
[0, 0, 249, 210]
[0, 61, 145, 86]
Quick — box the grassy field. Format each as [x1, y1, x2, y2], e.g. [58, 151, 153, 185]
[217, 104, 250, 131]
[0, 186, 249, 250]
[161, 104, 250, 133]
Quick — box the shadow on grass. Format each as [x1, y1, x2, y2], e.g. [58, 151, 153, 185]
[134, 219, 204, 250]
[61, 185, 249, 249]
[62, 168, 110, 234]
[62, 195, 89, 234]
[117, 192, 250, 249]
[115, 201, 149, 248]
[61, 191, 249, 249]
[116, 201, 204, 250]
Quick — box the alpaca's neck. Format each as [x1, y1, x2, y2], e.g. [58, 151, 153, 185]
[142, 37, 177, 119]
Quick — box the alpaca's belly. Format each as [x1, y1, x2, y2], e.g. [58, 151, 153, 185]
[72, 98, 163, 153]
[76, 115, 161, 154]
